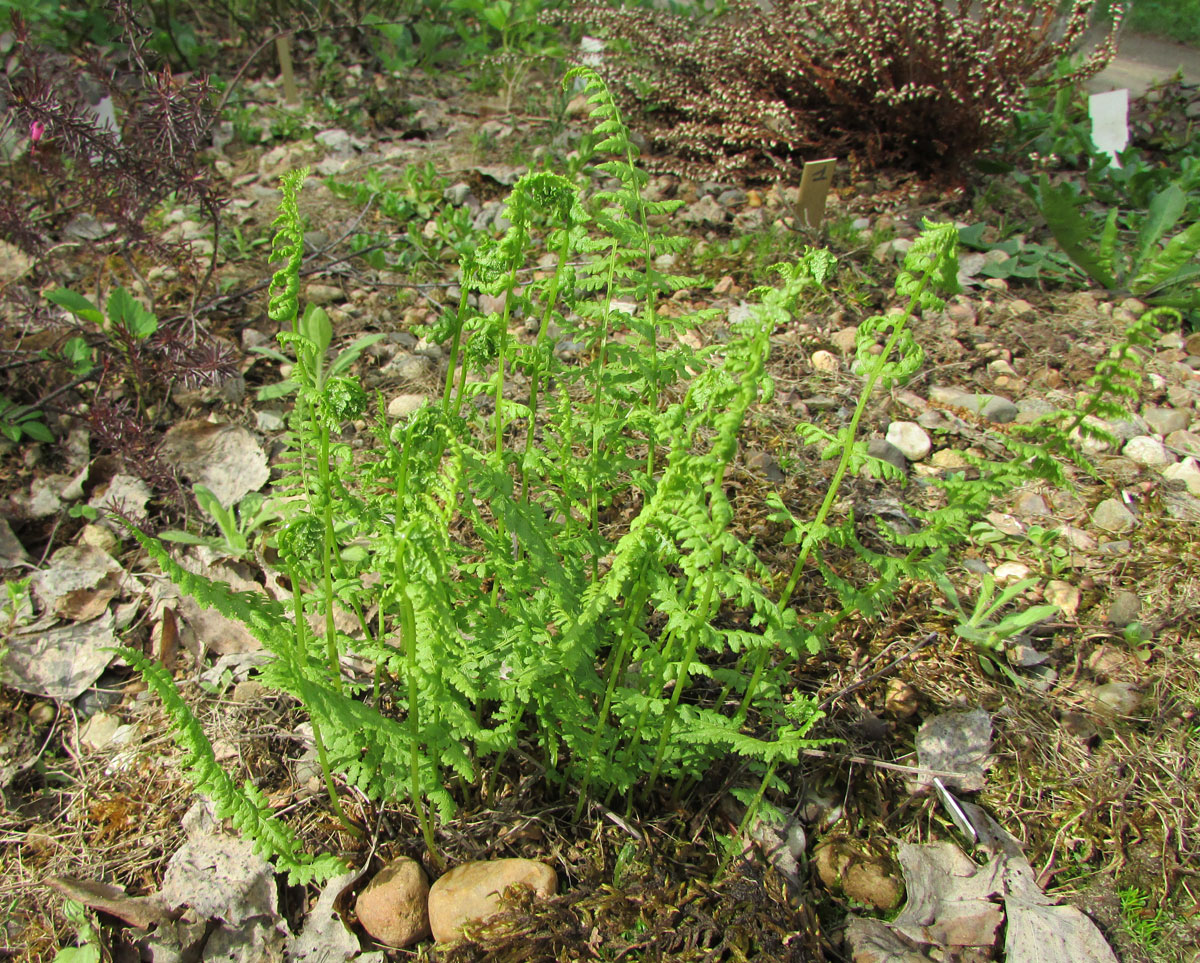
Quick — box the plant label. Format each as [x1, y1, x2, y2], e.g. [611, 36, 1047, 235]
[798, 158, 836, 228]
[1088, 89, 1129, 167]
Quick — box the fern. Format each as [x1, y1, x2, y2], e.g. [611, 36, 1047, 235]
[123, 68, 1117, 879]
[114, 646, 344, 886]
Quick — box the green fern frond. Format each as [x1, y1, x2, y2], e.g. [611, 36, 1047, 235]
[115, 647, 343, 885]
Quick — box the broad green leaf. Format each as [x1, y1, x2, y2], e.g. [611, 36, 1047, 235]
[249, 344, 291, 363]
[106, 287, 158, 339]
[21, 418, 54, 443]
[300, 304, 333, 355]
[1034, 175, 1118, 290]
[1131, 184, 1186, 272]
[482, 5, 510, 30]
[61, 336, 94, 376]
[1131, 222, 1200, 295]
[158, 530, 211, 546]
[257, 379, 299, 401]
[194, 484, 239, 537]
[1097, 207, 1119, 278]
[46, 288, 103, 325]
[327, 333, 387, 379]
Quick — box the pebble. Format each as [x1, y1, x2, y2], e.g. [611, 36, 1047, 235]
[315, 128, 354, 152]
[813, 838, 904, 912]
[356, 857, 431, 947]
[1006, 299, 1036, 318]
[25, 702, 56, 728]
[255, 409, 285, 433]
[385, 354, 434, 383]
[944, 301, 976, 325]
[1087, 644, 1139, 681]
[917, 409, 951, 431]
[746, 450, 785, 482]
[984, 511, 1024, 536]
[1107, 590, 1142, 628]
[993, 561, 1030, 582]
[79, 712, 122, 751]
[1007, 642, 1048, 667]
[884, 421, 931, 461]
[1013, 492, 1049, 516]
[1142, 406, 1189, 435]
[1166, 430, 1200, 457]
[1045, 581, 1080, 617]
[443, 182, 472, 205]
[427, 859, 556, 943]
[1091, 497, 1136, 533]
[1088, 682, 1142, 717]
[1123, 435, 1174, 467]
[682, 195, 727, 226]
[1163, 457, 1200, 495]
[810, 350, 838, 373]
[1110, 418, 1151, 443]
[831, 326, 859, 355]
[231, 680, 269, 703]
[929, 448, 969, 469]
[387, 394, 430, 420]
[867, 438, 907, 474]
[979, 395, 1019, 423]
[305, 284, 342, 306]
[883, 679, 920, 718]
[927, 386, 1016, 423]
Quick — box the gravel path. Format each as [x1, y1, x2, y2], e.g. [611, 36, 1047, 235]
[1090, 30, 1200, 93]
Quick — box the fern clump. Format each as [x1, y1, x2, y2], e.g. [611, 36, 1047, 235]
[118, 67, 1096, 879]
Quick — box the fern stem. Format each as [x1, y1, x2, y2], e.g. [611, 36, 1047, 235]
[309, 715, 362, 839]
[738, 265, 936, 721]
[588, 237, 621, 581]
[574, 573, 650, 820]
[522, 224, 573, 504]
[606, 564, 698, 806]
[316, 425, 343, 693]
[391, 424, 442, 869]
[716, 759, 779, 880]
[442, 268, 474, 413]
[645, 569, 717, 798]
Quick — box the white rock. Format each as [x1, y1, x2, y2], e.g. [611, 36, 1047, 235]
[305, 283, 342, 306]
[1163, 457, 1200, 495]
[1045, 581, 1080, 617]
[315, 128, 354, 152]
[1123, 435, 1174, 468]
[387, 394, 430, 420]
[885, 421, 932, 461]
[993, 561, 1031, 583]
[810, 350, 838, 373]
[1092, 498, 1136, 533]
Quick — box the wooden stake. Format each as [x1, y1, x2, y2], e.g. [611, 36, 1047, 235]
[276, 34, 299, 106]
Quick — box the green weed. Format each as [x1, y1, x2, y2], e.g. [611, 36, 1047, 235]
[1118, 885, 1167, 950]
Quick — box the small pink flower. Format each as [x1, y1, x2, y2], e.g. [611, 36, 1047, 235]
[29, 121, 45, 143]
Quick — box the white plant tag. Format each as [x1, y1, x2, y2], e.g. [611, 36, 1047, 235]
[1089, 89, 1129, 167]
